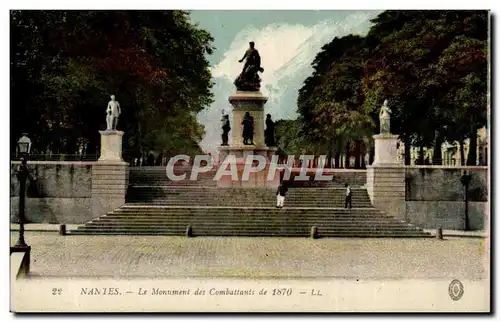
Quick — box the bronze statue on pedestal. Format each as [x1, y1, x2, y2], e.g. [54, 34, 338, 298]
[234, 41, 264, 92]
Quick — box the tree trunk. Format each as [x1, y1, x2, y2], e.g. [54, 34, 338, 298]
[361, 142, 366, 169]
[418, 145, 424, 165]
[325, 151, 332, 168]
[404, 137, 411, 165]
[467, 128, 478, 166]
[354, 140, 361, 169]
[459, 140, 465, 166]
[433, 134, 444, 165]
[345, 142, 350, 169]
[334, 151, 340, 169]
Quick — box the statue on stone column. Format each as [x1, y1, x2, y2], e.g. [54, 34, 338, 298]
[379, 99, 391, 134]
[264, 114, 276, 147]
[234, 41, 265, 92]
[106, 95, 121, 131]
[221, 112, 230, 146]
[242, 112, 254, 145]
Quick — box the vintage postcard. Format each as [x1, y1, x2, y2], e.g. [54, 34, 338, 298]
[9, 8, 491, 313]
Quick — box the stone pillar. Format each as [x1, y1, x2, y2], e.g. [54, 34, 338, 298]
[372, 133, 399, 166]
[217, 91, 279, 188]
[92, 130, 128, 217]
[91, 162, 128, 217]
[229, 91, 267, 148]
[366, 166, 405, 219]
[366, 133, 405, 219]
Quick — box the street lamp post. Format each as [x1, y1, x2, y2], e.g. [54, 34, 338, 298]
[14, 134, 32, 248]
[15, 158, 29, 248]
[460, 170, 472, 231]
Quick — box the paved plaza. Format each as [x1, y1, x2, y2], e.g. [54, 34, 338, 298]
[11, 231, 488, 280]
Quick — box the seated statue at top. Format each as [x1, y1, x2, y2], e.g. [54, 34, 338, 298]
[234, 41, 264, 92]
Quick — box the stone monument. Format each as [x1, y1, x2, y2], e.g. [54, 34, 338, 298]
[372, 99, 399, 165]
[99, 95, 124, 162]
[218, 41, 279, 188]
[366, 99, 405, 220]
[93, 95, 128, 220]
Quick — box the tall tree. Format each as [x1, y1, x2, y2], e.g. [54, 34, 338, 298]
[10, 10, 214, 159]
[296, 35, 374, 168]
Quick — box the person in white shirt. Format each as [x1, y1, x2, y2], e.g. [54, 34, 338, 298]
[276, 182, 288, 209]
[344, 183, 352, 209]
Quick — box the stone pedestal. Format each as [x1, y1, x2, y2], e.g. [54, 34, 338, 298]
[229, 91, 268, 148]
[98, 130, 124, 162]
[91, 162, 128, 218]
[217, 146, 280, 188]
[217, 91, 279, 188]
[372, 133, 400, 166]
[93, 130, 128, 218]
[366, 133, 405, 219]
[366, 166, 405, 220]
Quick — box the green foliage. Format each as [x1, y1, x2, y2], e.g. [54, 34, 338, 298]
[291, 10, 488, 166]
[11, 10, 214, 158]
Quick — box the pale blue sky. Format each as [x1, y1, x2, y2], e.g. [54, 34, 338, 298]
[189, 10, 375, 65]
[188, 10, 381, 153]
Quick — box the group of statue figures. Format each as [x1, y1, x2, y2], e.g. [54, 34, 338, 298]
[103, 52, 390, 148]
[221, 111, 275, 147]
[234, 41, 264, 92]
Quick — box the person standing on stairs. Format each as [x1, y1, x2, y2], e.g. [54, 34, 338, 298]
[344, 183, 352, 209]
[276, 182, 288, 209]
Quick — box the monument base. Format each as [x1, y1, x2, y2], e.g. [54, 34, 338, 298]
[366, 132, 404, 219]
[372, 133, 401, 166]
[98, 130, 124, 162]
[217, 145, 280, 188]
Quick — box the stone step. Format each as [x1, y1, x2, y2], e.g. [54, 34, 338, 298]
[89, 216, 409, 223]
[127, 186, 368, 190]
[78, 227, 423, 235]
[124, 202, 373, 208]
[112, 207, 381, 212]
[126, 198, 372, 202]
[98, 213, 393, 218]
[69, 229, 430, 238]
[127, 192, 370, 196]
[83, 224, 420, 232]
[106, 213, 384, 217]
[126, 193, 371, 198]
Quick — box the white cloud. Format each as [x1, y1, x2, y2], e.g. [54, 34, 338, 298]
[198, 11, 380, 155]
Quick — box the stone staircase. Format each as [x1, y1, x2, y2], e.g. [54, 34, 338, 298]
[125, 187, 374, 208]
[128, 166, 218, 186]
[70, 171, 431, 237]
[69, 206, 429, 237]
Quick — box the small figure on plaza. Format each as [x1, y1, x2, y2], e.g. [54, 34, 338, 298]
[379, 99, 392, 134]
[234, 41, 265, 91]
[106, 95, 121, 131]
[242, 112, 255, 145]
[264, 113, 276, 147]
[221, 112, 231, 146]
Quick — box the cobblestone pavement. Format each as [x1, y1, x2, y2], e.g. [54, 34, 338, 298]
[11, 232, 488, 280]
